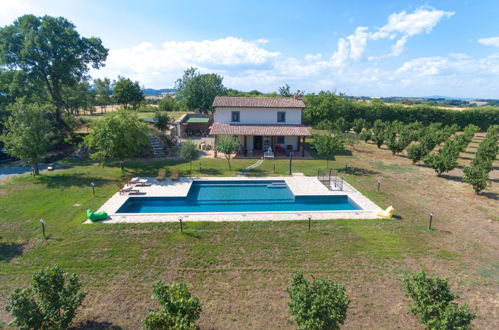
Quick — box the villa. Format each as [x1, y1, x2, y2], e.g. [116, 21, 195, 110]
[209, 95, 313, 158]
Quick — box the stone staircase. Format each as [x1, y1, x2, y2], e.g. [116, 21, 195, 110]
[149, 135, 166, 158]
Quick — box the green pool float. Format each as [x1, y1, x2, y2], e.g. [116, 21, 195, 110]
[87, 209, 108, 222]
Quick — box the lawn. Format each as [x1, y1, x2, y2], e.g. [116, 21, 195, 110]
[0, 136, 497, 329]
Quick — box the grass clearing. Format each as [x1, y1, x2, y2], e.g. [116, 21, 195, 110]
[0, 138, 497, 328]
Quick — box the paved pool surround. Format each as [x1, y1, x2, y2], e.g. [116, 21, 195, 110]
[86, 174, 381, 223]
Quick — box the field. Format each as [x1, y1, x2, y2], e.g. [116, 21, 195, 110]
[0, 134, 497, 329]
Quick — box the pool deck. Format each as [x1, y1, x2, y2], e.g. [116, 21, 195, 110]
[86, 174, 382, 223]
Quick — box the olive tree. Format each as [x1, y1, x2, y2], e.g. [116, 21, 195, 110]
[6, 265, 86, 330]
[84, 110, 149, 170]
[180, 142, 200, 173]
[287, 272, 349, 330]
[143, 281, 201, 330]
[215, 135, 239, 170]
[0, 100, 53, 175]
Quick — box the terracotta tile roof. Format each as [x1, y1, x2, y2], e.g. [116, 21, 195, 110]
[212, 96, 305, 108]
[209, 123, 312, 136]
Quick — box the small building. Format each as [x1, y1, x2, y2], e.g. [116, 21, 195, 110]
[176, 114, 213, 138]
[209, 96, 312, 158]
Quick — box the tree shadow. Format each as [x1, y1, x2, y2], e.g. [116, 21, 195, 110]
[440, 174, 465, 183]
[480, 191, 498, 200]
[69, 320, 122, 330]
[0, 241, 25, 262]
[245, 168, 268, 177]
[337, 166, 379, 176]
[34, 174, 113, 188]
[198, 168, 224, 176]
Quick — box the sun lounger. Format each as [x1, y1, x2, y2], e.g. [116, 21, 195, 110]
[129, 177, 148, 186]
[115, 182, 140, 195]
[156, 169, 166, 181]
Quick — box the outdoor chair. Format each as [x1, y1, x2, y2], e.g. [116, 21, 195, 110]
[130, 176, 149, 186]
[264, 147, 274, 159]
[170, 168, 179, 181]
[156, 169, 166, 181]
[115, 182, 140, 195]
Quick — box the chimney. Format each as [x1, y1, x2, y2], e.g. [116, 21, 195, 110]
[294, 90, 302, 100]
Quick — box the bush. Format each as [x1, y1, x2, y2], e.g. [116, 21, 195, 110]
[402, 270, 476, 329]
[143, 281, 201, 330]
[287, 272, 349, 330]
[6, 265, 86, 330]
[463, 165, 489, 194]
[154, 111, 170, 131]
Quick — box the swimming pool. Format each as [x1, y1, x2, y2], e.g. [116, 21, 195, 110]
[116, 180, 360, 214]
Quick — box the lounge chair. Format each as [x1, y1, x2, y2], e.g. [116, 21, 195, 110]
[170, 168, 179, 181]
[115, 182, 140, 195]
[156, 169, 166, 181]
[129, 176, 149, 186]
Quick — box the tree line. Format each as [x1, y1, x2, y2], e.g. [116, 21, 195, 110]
[5, 265, 476, 329]
[303, 92, 499, 130]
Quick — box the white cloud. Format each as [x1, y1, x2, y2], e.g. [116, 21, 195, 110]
[93, 37, 280, 86]
[332, 6, 454, 63]
[347, 26, 369, 60]
[478, 37, 499, 47]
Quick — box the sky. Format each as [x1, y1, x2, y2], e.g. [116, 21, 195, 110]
[1, 0, 499, 98]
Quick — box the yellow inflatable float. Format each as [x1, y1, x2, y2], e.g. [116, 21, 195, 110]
[376, 206, 394, 218]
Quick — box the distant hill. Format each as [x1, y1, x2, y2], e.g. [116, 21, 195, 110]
[142, 88, 176, 97]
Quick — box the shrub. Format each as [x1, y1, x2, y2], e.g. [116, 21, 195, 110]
[143, 281, 201, 330]
[463, 165, 489, 194]
[287, 272, 349, 330]
[407, 143, 426, 163]
[6, 265, 86, 330]
[402, 270, 476, 330]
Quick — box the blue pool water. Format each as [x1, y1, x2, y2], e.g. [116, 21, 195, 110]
[116, 180, 360, 213]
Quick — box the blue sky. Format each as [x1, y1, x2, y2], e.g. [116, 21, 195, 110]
[2, 0, 499, 98]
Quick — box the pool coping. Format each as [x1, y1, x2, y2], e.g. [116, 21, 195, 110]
[86, 175, 382, 223]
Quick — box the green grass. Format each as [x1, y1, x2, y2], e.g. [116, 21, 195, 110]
[0, 154, 480, 327]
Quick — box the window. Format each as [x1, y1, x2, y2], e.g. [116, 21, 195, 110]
[231, 111, 240, 122]
[277, 111, 286, 122]
[277, 136, 285, 144]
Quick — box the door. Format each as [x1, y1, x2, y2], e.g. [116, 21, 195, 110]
[253, 136, 262, 150]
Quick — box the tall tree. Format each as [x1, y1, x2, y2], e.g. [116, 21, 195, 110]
[0, 100, 53, 175]
[157, 96, 178, 112]
[113, 77, 144, 110]
[93, 78, 113, 113]
[62, 81, 95, 116]
[175, 68, 226, 113]
[0, 15, 108, 129]
[84, 110, 149, 170]
[278, 84, 292, 97]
